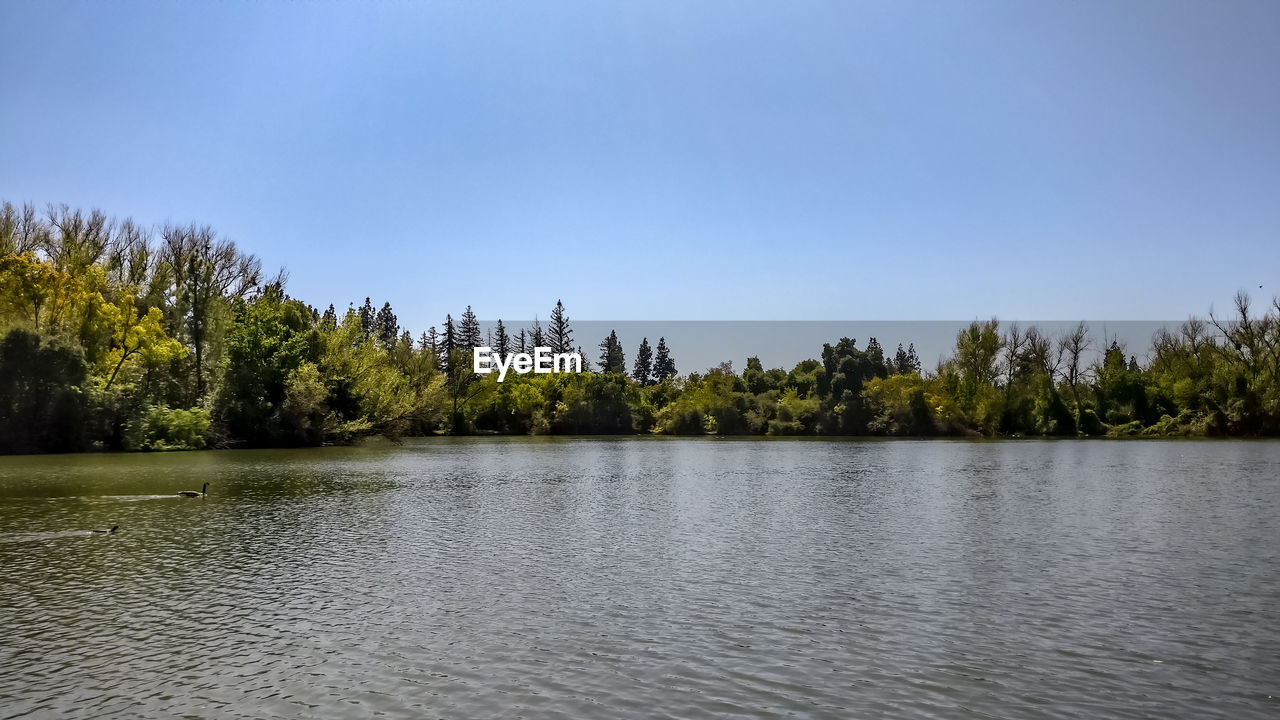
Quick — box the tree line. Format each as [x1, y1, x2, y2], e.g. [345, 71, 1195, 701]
[2, 200, 1278, 453]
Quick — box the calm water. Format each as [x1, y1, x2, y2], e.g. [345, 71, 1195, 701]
[1, 438, 1277, 719]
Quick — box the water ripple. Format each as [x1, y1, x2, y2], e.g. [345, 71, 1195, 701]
[1, 439, 1278, 718]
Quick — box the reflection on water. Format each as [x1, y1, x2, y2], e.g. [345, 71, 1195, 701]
[1, 438, 1278, 718]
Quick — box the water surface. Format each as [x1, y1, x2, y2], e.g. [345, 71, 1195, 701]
[1, 438, 1277, 718]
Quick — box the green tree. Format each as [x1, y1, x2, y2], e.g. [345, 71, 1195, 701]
[441, 314, 456, 371]
[598, 329, 626, 374]
[653, 336, 676, 381]
[891, 343, 921, 375]
[459, 305, 481, 349]
[633, 337, 653, 385]
[100, 294, 186, 391]
[161, 223, 261, 399]
[358, 297, 375, 338]
[0, 252, 86, 334]
[375, 301, 398, 347]
[529, 317, 544, 348]
[214, 286, 319, 445]
[938, 320, 1004, 433]
[548, 300, 572, 354]
[493, 319, 510, 355]
[819, 337, 884, 433]
[0, 330, 88, 453]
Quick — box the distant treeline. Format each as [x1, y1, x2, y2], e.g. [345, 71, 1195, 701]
[2, 200, 1278, 454]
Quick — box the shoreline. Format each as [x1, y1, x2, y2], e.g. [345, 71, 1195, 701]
[3, 432, 1276, 460]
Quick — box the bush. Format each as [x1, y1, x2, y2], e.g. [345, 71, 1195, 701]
[125, 405, 211, 451]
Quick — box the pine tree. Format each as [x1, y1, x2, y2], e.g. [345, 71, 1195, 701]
[359, 297, 375, 338]
[424, 326, 439, 354]
[653, 337, 676, 381]
[442, 314, 456, 372]
[494, 320, 510, 355]
[321, 303, 337, 331]
[548, 300, 572, 354]
[530, 317, 544, 348]
[867, 337, 883, 361]
[459, 305, 481, 349]
[892, 343, 922, 375]
[576, 345, 592, 372]
[905, 343, 921, 374]
[598, 330, 626, 374]
[516, 329, 528, 355]
[419, 331, 431, 351]
[633, 337, 653, 385]
[375, 302, 398, 347]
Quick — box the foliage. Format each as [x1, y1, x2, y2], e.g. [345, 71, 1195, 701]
[124, 405, 211, 451]
[0, 329, 88, 453]
[6, 198, 1280, 453]
[597, 329, 626, 375]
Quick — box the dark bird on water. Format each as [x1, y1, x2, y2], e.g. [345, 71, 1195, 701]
[91, 526, 119, 534]
[178, 482, 208, 498]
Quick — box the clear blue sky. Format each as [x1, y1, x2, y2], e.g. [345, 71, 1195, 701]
[2, 1, 1277, 332]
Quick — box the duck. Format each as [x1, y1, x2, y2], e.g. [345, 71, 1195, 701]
[177, 482, 208, 498]
[91, 526, 119, 534]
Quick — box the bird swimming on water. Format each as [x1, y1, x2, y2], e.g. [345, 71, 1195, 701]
[91, 526, 119, 534]
[177, 482, 208, 498]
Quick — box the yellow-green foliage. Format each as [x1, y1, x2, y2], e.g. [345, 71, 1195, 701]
[125, 405, 211, 451]
[317, 312, 445, 439]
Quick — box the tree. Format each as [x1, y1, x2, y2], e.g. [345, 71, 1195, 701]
[161, 223, 261, 399]
[315, 309, 445, 442]
[101, 294, 187, 390]
[633, 337, 653, 385]
[548, 300, 572, 354]
[375, 302, 398, 347]
[819, 337, 886, 434]
[938, 319, 1004, 433]
[1056, 321, 1091, 430]
[653, 337, 676, 381]
[0, 202, 48, 256]
[0, 330, 88, 453]
[444, 347, 486, 433]
[530, 318, 544, 348]
[891, 343, 920, 375]
[0, 252, 85, 333]
[493, 320, 510, 355]
[358, 297, 375, 338]
[459, 305, 481, 349]
[214, 286, 318, 445]
[44, 204, 112, 276]
[865, 337, 886, 373]
[598, 329, 626, 374]
[865, 374, 937, 436]
[516, 329, 527, 355]
[441, 314, 456, 371]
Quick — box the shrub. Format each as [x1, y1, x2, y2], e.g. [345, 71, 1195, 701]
[125, 405, 211, 451]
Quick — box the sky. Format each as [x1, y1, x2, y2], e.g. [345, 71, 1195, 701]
[1, 1, 1277, 333]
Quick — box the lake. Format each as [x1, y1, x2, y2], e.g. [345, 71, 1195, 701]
[1, 438, 1277, 718]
